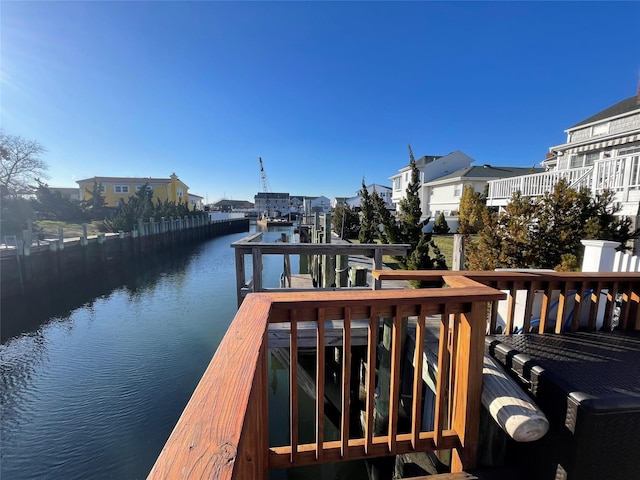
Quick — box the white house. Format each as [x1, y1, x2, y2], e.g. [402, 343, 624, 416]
[188, 193, 204, 210]
[424, 165, 542, 218]
[486, 93, 640, 220]
[254, 192, 290, 218]
[390, 151, 475, 219]
[345, 183, 394, 210]
[303, 196, 331, 215]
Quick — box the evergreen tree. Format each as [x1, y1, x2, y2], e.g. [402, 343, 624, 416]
[432, 212, 450, 234]
[33, 181, 83, 221]
[467, 179, 638, 270]
[83, 180, 106, 210]
[458, 184, 486, 234]
[103, 184, 198, 233]
[377, 144, 447, 280]
[332, 203, 360, 239]
[358, 178, 375, 243]
[372, 189, 400, 244]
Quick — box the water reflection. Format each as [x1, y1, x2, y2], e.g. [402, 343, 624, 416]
[1, 245, 204, 343]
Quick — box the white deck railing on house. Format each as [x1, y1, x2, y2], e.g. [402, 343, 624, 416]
[487, 153, 640, 206]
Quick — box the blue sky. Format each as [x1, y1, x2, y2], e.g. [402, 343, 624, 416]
[2, 1, 639, 203]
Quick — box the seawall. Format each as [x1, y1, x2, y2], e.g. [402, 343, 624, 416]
[1, 216, 249, 300]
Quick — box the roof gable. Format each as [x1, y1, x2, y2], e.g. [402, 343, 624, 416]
[76, 176, 171, 185]
[569, 96, 640, 130]
[427, 165, 543, 183]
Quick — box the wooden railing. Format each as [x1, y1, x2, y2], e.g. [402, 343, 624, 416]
[373, 271, 640, 334]
[148, 274, 506, 479]
[231, 234, 410, 306]
[148, 271, 639, 479]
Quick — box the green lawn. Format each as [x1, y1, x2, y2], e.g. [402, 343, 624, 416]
[345, 234, 467, 270]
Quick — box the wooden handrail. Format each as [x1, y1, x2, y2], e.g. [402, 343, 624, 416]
[147, 295, 271, 480]
[374, 270, 640, 333]
[149, 275, 506, 478]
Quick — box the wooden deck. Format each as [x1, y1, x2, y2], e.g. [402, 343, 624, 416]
[148, 271, 640, 480]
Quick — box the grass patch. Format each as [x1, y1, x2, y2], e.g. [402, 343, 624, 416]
[341, 234, 479, 270]
[35, 220, 105, 239]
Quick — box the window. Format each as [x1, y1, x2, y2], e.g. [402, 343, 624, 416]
[454, 185, 462, 197]
[114, 185, 129, 193]
[393, 178, 401, 190]
[98, 184, 106, 193]
[570, 155, 583, 168]
[585, 152, 599, 166]
[135, 185, 153, 192]
[177, 188, 183, 198]
[619, 147, 640, 156]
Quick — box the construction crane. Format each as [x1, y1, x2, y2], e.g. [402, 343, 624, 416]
[258, 157, 271, 218]
[258, 157, 270, 193]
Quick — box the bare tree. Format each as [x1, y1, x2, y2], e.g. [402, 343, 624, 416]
[0, 131, 49, 197]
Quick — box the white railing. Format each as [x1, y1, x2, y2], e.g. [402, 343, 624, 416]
[487, 154, 640, 205]
[487, 167, 592, 203]
[613, 251, 640, 273]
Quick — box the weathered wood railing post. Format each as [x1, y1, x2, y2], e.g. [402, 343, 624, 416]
[322, 213, 334, 288]
[58, 227, 64, 250]
[452, 234, 466, 271]
[252, 246, 263, 293]
[21, 229, 31, 256]
[336, 254, 349, 287]
[81, 224, 89, 246]
[372, 247, 383, 290]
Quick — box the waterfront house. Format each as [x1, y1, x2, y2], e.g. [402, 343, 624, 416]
[211, 199, 255, 212]
[254, 192, 290, 218]
[390, 151, 536, 225]
[303, 195, 332, 215]
[76, 173, 193, 208]
[390, 151, 474, 217]
[48, 187, 82, 202]
[486, 93, 640, 233]
[187, 193, 204, 210]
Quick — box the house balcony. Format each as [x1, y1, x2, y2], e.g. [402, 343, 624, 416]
[487, 153, 640, 215]
[148, 270, 640, 479]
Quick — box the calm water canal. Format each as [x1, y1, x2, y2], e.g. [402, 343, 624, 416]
[0, 225, 300, 479]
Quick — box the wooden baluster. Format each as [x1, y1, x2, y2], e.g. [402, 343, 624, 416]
[556, 280, 572, 333]
[316, 308, 325, 461]
[537, 281, 551, 334]
[387, 305, 403, 453]
[448, 313, 459, 429]
[522, 280, 535, 333]
[587, 281, 603, 331]
[290, 310, 299, 464]
[411, 304, 427, 450]
[505, 281, 517, 335]
[601, 280, 617, 331]
[341, 308, 351, 459]
[489, 280, 499, 334]
[572, 283, 586, 332]
[434, 306, 452, 447]
[364, 306, 378, 455]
